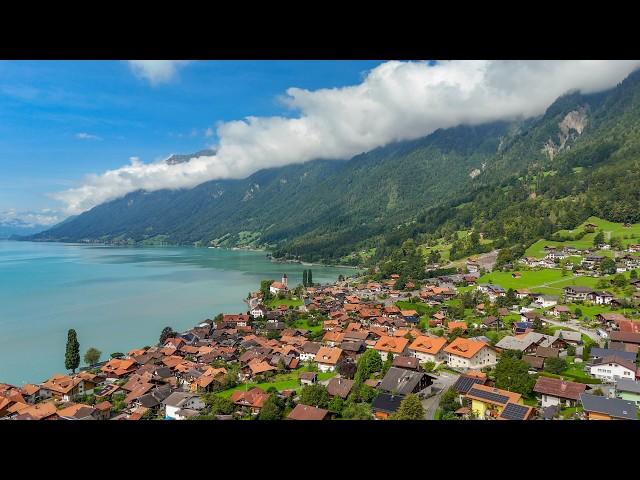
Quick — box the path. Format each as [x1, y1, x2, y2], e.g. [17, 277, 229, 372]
[544, 317, 603, 346]
[422, 371, 459, 420]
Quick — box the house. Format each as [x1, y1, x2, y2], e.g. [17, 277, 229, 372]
[513, 321, 534, 335]
[447, 321, 468, 333]
[533, 377, 587, 408]
[19, 384, 42, 404]
[444, 338, 498, 370]
[372, 393, 404, 419]
[582, 255, 605, 270]
[392, 355, 421, 371]
[481, 316, 503, 329]
[163, 392, 205, 420]
[93, 401, 112, 420]
[615, 378, 640, 406]
[580, 393, 637, 420]
[589, 348, 636, 364]
[230, 387, 270, 415]
[300, 341, 322, 362]
[522, 355, 546, 371]
[549, 305, 571, 317]
[340, 340, 365, 359]
[408, 336, 447, 363]
[222, 314, 251, 328]
[40, 374, 86, 402]
[586, 291, 614, 305]
[589, 356, 638, 383]
[400, 310, 419, 324]
[451, 374, 487, 400]
[299, 372, 318, 386]
[533, 295, 558, 309]
[373, 336, 409, 361]
[326, 377, 354, 399]
[314, 346, 343, 372]
[466, 261, 480, 273]
[555, 330, 582, 345]
[609, 331, 640, 346]
[100, 358, 138, 379]
[563, 286, 594, 302]
[287, 404, 329, 420]
[250, 305, 268, 318]
[269, 274, 289, 295]
[379, 367, 434, 396]
[322, 330, 346, 347]
[465, 384, 525, 420]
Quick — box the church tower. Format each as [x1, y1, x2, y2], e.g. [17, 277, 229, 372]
[282, 273, 288, 287]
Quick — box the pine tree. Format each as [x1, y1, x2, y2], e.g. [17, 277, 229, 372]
[302, 269, 308, 287]
[307, 269, 313, 286]
[65, 329, 80, 373]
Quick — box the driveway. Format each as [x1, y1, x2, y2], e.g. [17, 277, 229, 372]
[421, 371, 460, 420]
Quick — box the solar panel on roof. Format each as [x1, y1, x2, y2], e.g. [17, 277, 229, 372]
[468, 387, 510, 404]
[500, 403, 530, 420]
[453, 376, 481, 393]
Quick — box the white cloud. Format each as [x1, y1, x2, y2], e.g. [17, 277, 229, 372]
[54, 60, 640, 215]
[0, 208, 63, 227]
[76, 132, 102, 140]
[128, 60, 190, 85]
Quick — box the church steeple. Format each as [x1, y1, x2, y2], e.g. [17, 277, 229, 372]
[282, 273, 288, 287]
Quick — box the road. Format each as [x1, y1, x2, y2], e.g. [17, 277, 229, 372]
[544, 317, 603, 346]
[421, 371, 460, 420]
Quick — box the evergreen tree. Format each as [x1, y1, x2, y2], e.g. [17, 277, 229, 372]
[593, 230, 605, 246]
[307, 269, 313, 286]
[65, 329, 80, 373]
[258, 394, 284, 420]
[630, 269, 638, 280]
[159, 326, 176, 346]
[302, 269, 308, 287]
[391, 393, 425, 420]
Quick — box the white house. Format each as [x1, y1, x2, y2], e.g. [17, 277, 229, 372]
[250, 305, 267, 318]
[443, 338, 497, 370]
[407, 336, 448, 364]
[163, 392, 205, 420]
[590, 357, 638, 383]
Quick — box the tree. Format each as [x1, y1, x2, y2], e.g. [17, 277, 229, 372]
[544, 357, 568, 374]
[438, 388, 460, 415]
[307, 269, 313, 286]
[391, 393, 425, 420]
[302, 269, 308, 287]
[341, 402, 372, 420]
[258, 394, 284, 420]
[612, 274, 628, 288]
[299, 384, 329, 408]
[631, 269, 638, 280]
[494, 355, 535, 396]
[159, 326, 175, 346]
[600, 257, 617, 275]
[65, 329, 80, 373]
[327, 396, 345, 415]
[337, 359, 357, 379]
[203, 394, 235, 415]
[593, 230, 605, 246]
[84, 347, 101, 367]
[574, 307, 582, 318]
[354, 349, 383, 383]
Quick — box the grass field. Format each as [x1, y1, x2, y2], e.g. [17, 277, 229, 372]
[395, 300, 434, 316]
[476, 269, 605, 295]
[292, 318, 324, 334]
[265, 298, 304, 309]
[216, 369, 336, 398]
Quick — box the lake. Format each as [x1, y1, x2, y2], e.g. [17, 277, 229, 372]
[0, 241, 356, 386]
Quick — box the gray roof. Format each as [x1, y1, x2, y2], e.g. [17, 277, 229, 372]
[164, 392, 198, 408]
[580, 393, 637, 420]
[379, 367, 428, 395]
[616, 378, 640, 395]
[555, 330, 581, 342]
[590, 348, 636, 363]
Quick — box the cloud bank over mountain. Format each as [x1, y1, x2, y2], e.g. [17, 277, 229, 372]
[53, 60, 640, 215]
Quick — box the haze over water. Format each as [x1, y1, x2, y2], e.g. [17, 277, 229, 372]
[0, 241, 355, 386]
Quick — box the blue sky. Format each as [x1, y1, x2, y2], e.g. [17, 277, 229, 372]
[0, 60, 383, 222]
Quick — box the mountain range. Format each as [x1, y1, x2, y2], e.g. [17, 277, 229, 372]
[30, 69, 640, 264]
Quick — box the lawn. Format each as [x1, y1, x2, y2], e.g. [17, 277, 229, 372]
[560, 405, 583, 419]
[216, 369, 336, 398]
[292, 318, 324, 334]
[265, 297, 304, 309]
[395, 300, 434, 316]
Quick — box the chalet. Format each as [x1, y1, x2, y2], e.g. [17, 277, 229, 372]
[589, 356, 638, 383]
[379, 367, 434, 396]
[580, 393, 637, 420]
[563, 286, 594, 302]
[392, 355, 421, 371]
[513, 321, 534, 335]
[586, 291, 614, 305]
[40, 374, 86, 402]
[522, 355, 546, 371]
[532, 295, 558, 309]
[230, 387, 270, 415]
[322, 330, 345, 347]
[609, 331, 640, 346]
[373, 336, 409, 361]
[299, 372, 317, 386]
[287, 404, 329, 420]
[314, 346, 343, 372]
[466, 261, 480, 273]
[339, 340, 365, 359]
[582, 255, 605, 270]
[408, 336, 447, 364]
[250, 305, 268, 318]
[481, 316, 503, 329]
[163, 392, 205, 420]
[533, 377, 587, 408]
[590, 348, 637, 364]
[549, 305, 571, 317]
[444, 338, 497, 370]
[326, 377, 355, 399]
[222, 314, 251, 328]
[447, 321, 468, 333]
[400, 310, 419, 324]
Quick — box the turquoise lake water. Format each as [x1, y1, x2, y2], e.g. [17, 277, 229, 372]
[0, 241, 355, 386]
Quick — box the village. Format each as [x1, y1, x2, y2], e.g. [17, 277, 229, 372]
[2, 219, 640, 421]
